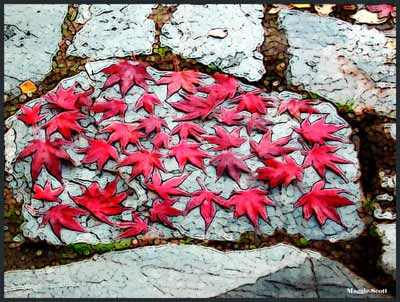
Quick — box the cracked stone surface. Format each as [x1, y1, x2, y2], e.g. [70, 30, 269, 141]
[278, 10, 396, 118]
[376, 223, 396, 279]
[4, 4, 67, 94]
[67, 4, 156, 59]
[5, 59, 364, 245]
[161, 4, 265, 82]
[4, 243, 385, 298]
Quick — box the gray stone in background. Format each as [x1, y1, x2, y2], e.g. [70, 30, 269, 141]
[376, 223, 396, 279]
[67, 5, 156, 59]
[278, 10, 396, 118]
[4, 244, 386, 298]
[5, 59, 363, 244]
[161, 4, 265, 82]
[4, 4, 67, 94]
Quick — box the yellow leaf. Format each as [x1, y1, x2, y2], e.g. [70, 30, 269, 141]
[314, 4, 336, 16]
[19, 81, 37, 94]
[291, 4, 311, 9]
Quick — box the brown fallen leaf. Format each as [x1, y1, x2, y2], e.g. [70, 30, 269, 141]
[314, 4, 336, 16]
[19, 80, 37, 95]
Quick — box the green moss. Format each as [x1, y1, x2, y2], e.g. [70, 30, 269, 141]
[361, 194, 378, 212]
[369, 225, 379, 237]
[154, 46, 170, 59]
[308, 92, 320, 99]
[207, 63, 221, 72]
[68, 239, 131, 256]
[336, 99, 355, 114]
[66, 10, 77, 22]
[294, 237, 311, 248]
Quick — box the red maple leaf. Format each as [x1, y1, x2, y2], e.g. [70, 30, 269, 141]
[210, 150, 250, 185]
[17, 104, 47, 126]
[149, 198, 183, 228]
[44, 83, 94, 111]
[184, 177, 228, 232]
[116, 149, 166, 181]
[303, 144, 352, 181]
[168, 93, 221, 122]
[17, 139, 74, 182]
[115, 214, 148, 239]
[145, 169, 190, 200]
[91, 97, 127, 123]
[214, 107, 246, 126]
[250, 130, 296, 160]
[157, 70, 203, 97]
[42, 111, 86, 140]
[101, 60, 153, 96]
[168, 142, 210, 172]
[100, 121, 145, 151]
[278, 98, 320, 121]
[245, 113, 272, 135]
[32, 180, 64, 202]
[135, 92, 161, 114]
[77, 138, 119, 170]
[26, 204, 88, 240]
[137, 114, 168, 136]
[292, 116, 347, 144]
[203, 126, 246, 151]
[294, 180, 354, 225]
[226, 188, 274, 230]
[231, 91, 275, 114]
[256, 155, 303, 189]
[171, 122, 206, 142]
[151, 132, 170, 150]
[198, 73, 239, 101]
[72, 176, 130, 225]
[366, 4, 396, 18]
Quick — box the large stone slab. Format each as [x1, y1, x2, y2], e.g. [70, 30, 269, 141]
[161, 4, 265, 82]
[5, 59, 363, 245]
[4, 4, 67, 94]
[278, 10, 396, 118]
[4, 244, 386, 298]
[67, 4, 155, 59]
[376, 223, 396, 279]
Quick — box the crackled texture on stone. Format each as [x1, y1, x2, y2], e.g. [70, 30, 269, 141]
[4, 244, 384, 298]
[278, 10, 396, 118]
[161, 4, 265, 82]
[67, 5, 155, 59]
[4, 4, 67, 93]
[5, 59, 364, 245]
[376, 223, 396, 279]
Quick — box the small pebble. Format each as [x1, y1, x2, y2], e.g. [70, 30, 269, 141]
[36, 250, 43, 256]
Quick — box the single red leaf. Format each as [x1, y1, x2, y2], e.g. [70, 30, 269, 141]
[278, 98, 320, 121]
[91, 97, 127, 123]
[168, 142, 210, 172]
[145, 169, 190, 200]
[43, 83, 94, 111]
[115, 214, 148, 239]
[135, 92, 161, 114]
[184, 177, 228, 232]
[245, 113, 273, 135]
[210, 150, 250, 185]
[303, 144, 353, 181]
[157, 70, 203, 97]
[256, 155, 303, 189]
[171, 122, 206, 142]
[294, 180, 354, 225]
[17, 104, 47, 126]
[151, 132, 170, 150]
[198, 73, 239, 101]
[203, 126, 246, 151]
[116, 149, 166, 181]
[292, 116, 347, 144]
[366, 4, 396, 18]
[77, 138, 119, 170]
[231, 91, 275, 114]
[101, 60, 153, 96]
[226, 188, 274, 230]
[214, 107, 246, 126]
[100, 121, 145, 151]
[72, 176, 130, 225]
[32, 180, 64, 202]
[137, 114, 168, 136]
[250, 130, 296, 160]
[42, 111, 86, 140]
[149, 198, 183, 228]
[17, 139, 74, 182]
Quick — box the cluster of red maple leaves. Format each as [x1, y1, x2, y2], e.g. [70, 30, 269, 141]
[16, 58, 355, 242]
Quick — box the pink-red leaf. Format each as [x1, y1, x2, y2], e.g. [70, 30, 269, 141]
[203, 126, 246, 151]
[43, 83, 94, 111]
[115, 214, 148, 239]
[32, 180, 64, 202]
[149, 198, 183, 228]
[210, 150, 250, 185]
[168, 142, 210, 172]
[250, 130, 296, 160]
[135, 92, 161, 114]
[366, 4, 396, 18]
[157, 70, 203, 97]
[42, 111, 86, 140]
[100, 121, 145, 151]
[198, 73, 239, 101]
[245, 113, 273, 135]
[17, 104, 47, 126]
[214, 107, 246, 126]
[171, 122, 206, 142]
[231, 91, 275, 114]
[145, 169, 190, 200]
[77, 138, 119, 170]
[151, 132, 170, 150]
[91, 97, 127, 123]
[137, 114, 168, 136]
[278, 98, 320, 121]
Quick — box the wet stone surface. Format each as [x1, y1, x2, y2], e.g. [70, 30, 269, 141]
[4, 243, 385, 298]
[376, 223, 396, 279]
[161, 4, 266, 82]
[5, 59, 364, 245]
[4, 4, 68, 94]
[279, 10, 396, 118]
